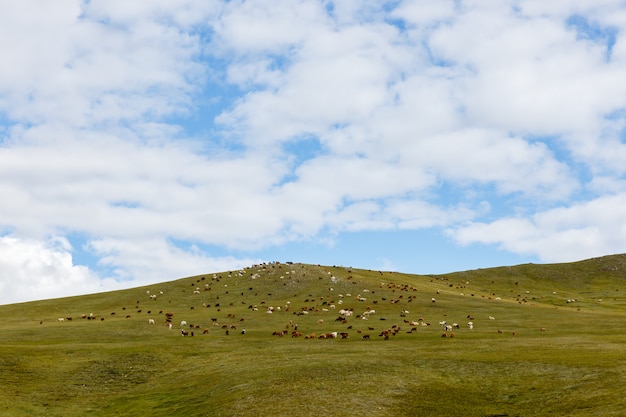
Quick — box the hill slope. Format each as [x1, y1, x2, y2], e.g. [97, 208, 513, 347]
[1, 257, 625, 416]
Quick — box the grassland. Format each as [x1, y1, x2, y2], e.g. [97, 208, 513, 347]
[0, 255, 625, 416]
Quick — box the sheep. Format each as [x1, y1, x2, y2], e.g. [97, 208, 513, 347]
[181, 320, 187, 327]
[148, 319, 155, 324]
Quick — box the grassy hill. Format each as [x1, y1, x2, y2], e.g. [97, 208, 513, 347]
[1, 256, 625, 416]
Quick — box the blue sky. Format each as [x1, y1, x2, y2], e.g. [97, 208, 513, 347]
[2, 0, 626, 304]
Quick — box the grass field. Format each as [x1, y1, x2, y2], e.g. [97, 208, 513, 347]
[0, 256, 625, 416]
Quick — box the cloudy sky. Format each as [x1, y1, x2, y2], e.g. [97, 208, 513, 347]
[2, 0, 626, 305]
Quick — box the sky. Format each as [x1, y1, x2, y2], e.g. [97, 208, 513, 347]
[2, 0, 626, 305]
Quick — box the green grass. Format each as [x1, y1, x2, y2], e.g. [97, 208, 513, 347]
[0, 258, 625, 416]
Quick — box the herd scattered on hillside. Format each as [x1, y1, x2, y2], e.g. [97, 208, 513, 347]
[43, 261, 562, 340]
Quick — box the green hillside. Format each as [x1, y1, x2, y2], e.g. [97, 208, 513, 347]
[1, 256, 625, 416]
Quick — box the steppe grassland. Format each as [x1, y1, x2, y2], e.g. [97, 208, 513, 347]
[0, 259, 624, 416]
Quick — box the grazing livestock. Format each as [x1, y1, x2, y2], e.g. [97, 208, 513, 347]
[148, 319, 155, 324]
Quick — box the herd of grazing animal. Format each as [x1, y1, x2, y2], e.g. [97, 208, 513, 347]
[43, 262, 555, 339]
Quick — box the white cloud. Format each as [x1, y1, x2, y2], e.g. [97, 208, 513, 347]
[216, 15, 408, 148]
[0, 236, 115, 305]
[0, 0, 206, 128]
[406, 129, 576, 198]
[426, 3, 626, 137]
[450, 193, 626, 262]
[86, 238, 261, 284]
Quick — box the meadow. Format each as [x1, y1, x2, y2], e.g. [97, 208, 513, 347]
[0, 255, 625, 416]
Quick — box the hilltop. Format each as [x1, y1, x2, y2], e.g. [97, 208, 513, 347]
[0, 256, 625, 416]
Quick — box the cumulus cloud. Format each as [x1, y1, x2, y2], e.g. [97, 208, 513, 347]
[0, 236, 113, 304]
[449, 193, 626, 262]
[86, 238, 262, 284]
[3, 1, 626, 303]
